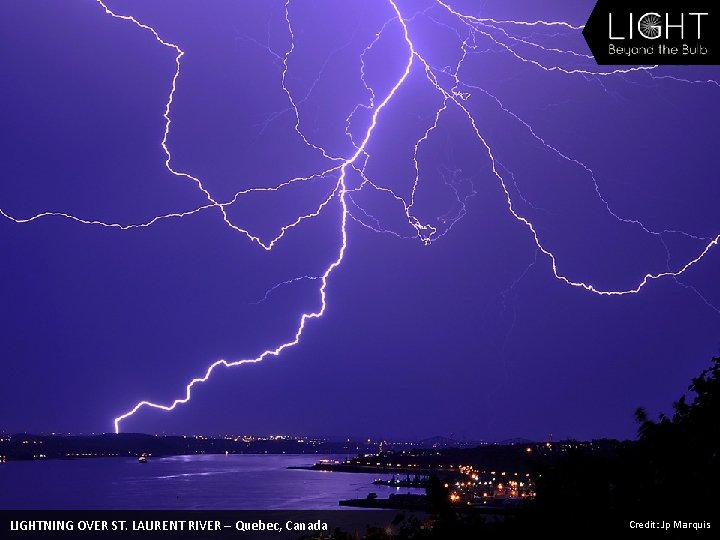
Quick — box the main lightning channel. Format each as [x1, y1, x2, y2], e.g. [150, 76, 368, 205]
[112, 0, 415, 433]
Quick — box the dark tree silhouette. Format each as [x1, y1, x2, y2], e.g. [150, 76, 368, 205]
[629, 356, 720, 513]
[520, 356, 720, 530]
[424, 475, 450, 515]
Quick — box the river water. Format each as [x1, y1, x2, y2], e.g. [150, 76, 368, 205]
[0, 454, 424, 509]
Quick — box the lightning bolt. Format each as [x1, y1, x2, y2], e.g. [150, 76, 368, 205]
[2, 0, 718, 433]
[110, 0, 416, 434]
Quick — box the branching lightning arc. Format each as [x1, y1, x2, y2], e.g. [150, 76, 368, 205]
[2, 0, 718, 433]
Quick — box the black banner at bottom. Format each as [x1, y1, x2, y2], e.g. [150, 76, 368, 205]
[3, 510, 715, 538]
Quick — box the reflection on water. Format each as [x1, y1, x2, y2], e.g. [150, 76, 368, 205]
[0, 454, 424, 509]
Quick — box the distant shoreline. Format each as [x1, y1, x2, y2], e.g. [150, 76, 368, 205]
[0, 432, 380, 462]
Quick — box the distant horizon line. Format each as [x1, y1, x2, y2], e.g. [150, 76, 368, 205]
[0, 431, 614, 444]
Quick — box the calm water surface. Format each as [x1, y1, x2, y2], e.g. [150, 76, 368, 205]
[0, 454, 423, 509]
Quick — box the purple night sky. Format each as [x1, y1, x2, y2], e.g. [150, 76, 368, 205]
[1, 0, 718, 442]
